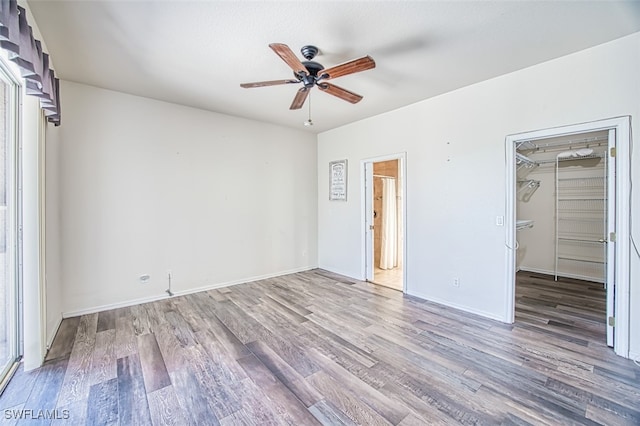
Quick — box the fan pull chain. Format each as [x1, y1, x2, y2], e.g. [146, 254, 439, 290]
[305, 90, 313, 126]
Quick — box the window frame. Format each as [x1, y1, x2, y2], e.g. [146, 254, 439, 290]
[0, 54, 23, 388]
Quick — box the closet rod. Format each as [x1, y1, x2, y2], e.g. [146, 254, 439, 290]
[534, 141, 608, 154]
[536, 154, 605, 165]
[521, 134, 608, 151]
[373, 174, 395, 178]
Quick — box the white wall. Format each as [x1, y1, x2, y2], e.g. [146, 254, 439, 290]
[516, 163, 556, 274]
[52, 81, 317, 315]
[318, 33, 640, 356]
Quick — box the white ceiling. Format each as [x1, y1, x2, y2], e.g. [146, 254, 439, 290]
[27, 1, 640, 133]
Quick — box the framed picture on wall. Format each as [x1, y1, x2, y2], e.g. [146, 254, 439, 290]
[329, 159, 348, 201]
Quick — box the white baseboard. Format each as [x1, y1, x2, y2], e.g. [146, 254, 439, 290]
[518, 266, 604, 283]
[517, 266, 554, 276]
[62, 265, 317, 318]
[171, 265, 317, 297]
[62, 293, 172, 318]
[629, 351, 640, 362]
[46, 315, 63, 350]
[407, 290, 506, 323]
[317, 266, 361, 282]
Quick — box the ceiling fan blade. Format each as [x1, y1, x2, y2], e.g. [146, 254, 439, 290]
[269, 43, 308, 76]
[318, 83, 363, 104]
[240, 79, 299, 88]
[319, 56, 375, 80]
[290, 87, 310, 110]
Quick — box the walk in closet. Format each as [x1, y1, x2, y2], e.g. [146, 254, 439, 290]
[515, 131, 608, 283]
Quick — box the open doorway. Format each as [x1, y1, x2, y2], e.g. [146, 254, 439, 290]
[363, 154, 406, 292]
[505, 117, 631, 358]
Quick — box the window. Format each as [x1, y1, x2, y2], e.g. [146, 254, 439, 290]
[0, 58, 21, 388]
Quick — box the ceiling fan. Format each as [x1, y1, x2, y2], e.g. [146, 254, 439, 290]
[240, 43, 375, 110]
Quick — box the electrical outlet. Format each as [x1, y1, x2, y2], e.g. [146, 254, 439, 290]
[453, 278, 460, 287]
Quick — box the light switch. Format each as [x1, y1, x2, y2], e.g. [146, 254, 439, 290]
[496, 216, 504, 226]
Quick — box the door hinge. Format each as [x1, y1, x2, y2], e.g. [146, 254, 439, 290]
[610, 147, 616, 157]
[609, 232, 616, 242]
[369, 225, 374, 230]
[608, 316, 615, 327]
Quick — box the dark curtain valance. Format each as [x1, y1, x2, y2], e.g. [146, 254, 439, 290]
[0, 0, 60, 126]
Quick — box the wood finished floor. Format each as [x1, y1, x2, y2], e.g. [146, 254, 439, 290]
[1, 270, 639, 425]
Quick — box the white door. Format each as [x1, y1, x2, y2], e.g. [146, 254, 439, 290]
[606, 129, 616, 347]
[364, 162, 374, 281]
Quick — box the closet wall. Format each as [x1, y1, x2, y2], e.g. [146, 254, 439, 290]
[516, 132, 608, 282]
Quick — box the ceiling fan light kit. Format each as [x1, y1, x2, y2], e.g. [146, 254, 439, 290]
[240, 43, 376, 118]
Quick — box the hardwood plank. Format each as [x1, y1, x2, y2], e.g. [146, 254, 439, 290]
[259, 294, 309, 324]
[143, 301, 171, 333]
[86, 378, 118, 426]
[117, 353, 152, 426]
[45, 317, 80, 361]
[307, 348, 409, 424]
[194, 329, 247, 383]
[0, 364, 39, 410]
[205, 289, 229, 303]
[115, 314, 137, 359]
[96, 310, 116, 333]
[207, 299, 270, 344]
[246, 340, 322, 408]
[89, 330, 116, 386]
[164, 310, 196, 348]
[253, 329, 320, 378]
[301, 320, 377, 368]
[171, 295, 209, 334]
[585, 402, 640, 426]
[74, 314, 99, 343]
[307, 400, 358, 426]
[137, 333, 171, 393]
[131, 304, 152, 336]
[169, 367, 222, 426]
[114, 306, 131, 319]
[545, 376, 640, 420]
[174, 344, 242, 420]
[56, 315, 98, 407]
[306, 370, 391, 425]
[237, 354, 320, 425]
[379, 380, 455, 425]
[153, 324, 188, 374]
[218, 409, 251, 426]
[226, 378, 286, 425]
[147, 385, 190, 426]
[52, 399, 87, 425]
[21, 358, 68, 416]
[205, 315, 251, 361]
[263, 292, 312, 317]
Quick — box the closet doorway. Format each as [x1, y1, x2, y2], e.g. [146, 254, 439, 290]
[362, 154, 406, 292]
[505, 117, 631, 358]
